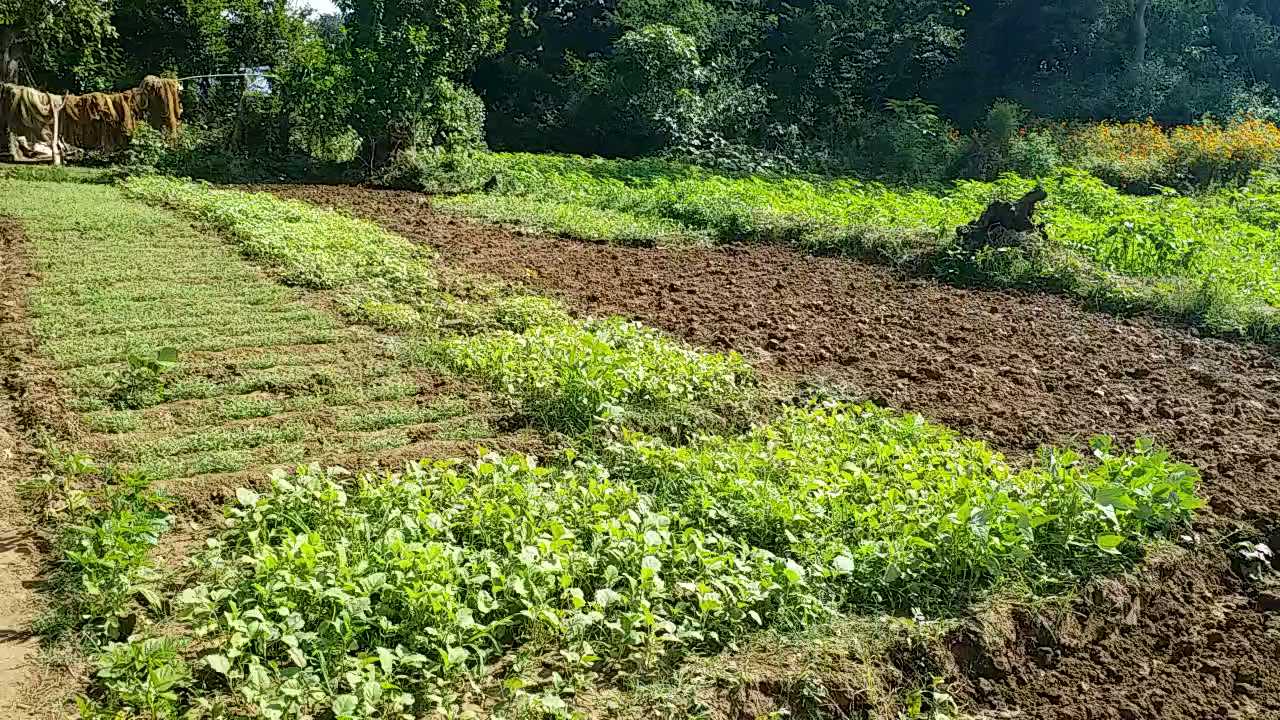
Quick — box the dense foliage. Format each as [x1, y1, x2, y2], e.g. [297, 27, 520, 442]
[10, 1, 1280, 177]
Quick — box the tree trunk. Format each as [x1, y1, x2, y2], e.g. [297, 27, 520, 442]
[1131, 0, 1151, 76]
[0, 28, 18, 85]
[1213, 0, 1248, 57]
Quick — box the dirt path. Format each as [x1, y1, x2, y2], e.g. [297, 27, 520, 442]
[0, 220, 44, 718]
[262, 185, 1280, 720]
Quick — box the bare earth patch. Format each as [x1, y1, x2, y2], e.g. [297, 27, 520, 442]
[0, 219, 54, 718]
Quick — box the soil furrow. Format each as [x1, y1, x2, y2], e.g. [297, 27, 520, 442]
[0, 219, 47, 719]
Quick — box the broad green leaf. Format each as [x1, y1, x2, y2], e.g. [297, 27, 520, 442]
[332, 694, 358, 718]
[1096, 534, 1125, 554]
[206, 654, 231, 675]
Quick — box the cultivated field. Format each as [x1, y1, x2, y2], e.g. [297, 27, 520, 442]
[410, 153, 1280, 344]
[0, 169, 1277, 720]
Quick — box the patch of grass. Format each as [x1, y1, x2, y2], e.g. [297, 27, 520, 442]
[108, 424, 310, 463]
[333, 397, 469, 432]
[83, 410, 142, 435]
[122, 175, 435, 297]
[435, 193, 704, 247]
[0, 162, 110, 183]
[425, 317, 754, 436]
[217, 395, 283, 421]
[0, 179, 496, 488]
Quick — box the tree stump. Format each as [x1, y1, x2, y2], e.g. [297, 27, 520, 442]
[957, 187, 1048, 252]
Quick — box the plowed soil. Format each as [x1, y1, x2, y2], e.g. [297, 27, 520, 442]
[260, 185, 1280, 720]
[0, 220, 50, 718]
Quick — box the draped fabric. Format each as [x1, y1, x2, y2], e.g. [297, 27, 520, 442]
[1, 76, 182, 159]
[0, 84, 65, 160]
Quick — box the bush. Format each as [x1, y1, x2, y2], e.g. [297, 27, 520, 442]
[408, 78, 488, 152]
[1068, 119, 1176, 189]
[1068, 117, 1280, 189]
[292, 125, 362, 164]
[856, 99, 965, 184]
[613, 403, 1202, 609]
[577, 23, 707, 155]
[984, 100, 1026, 149]
[1007, 130, 1063, 178]
[376, 146, 497, 193]
[1170, 117, 1280, 186]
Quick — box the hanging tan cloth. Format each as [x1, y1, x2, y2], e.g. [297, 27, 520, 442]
[62, 91, 134, 151]
[4, 76, 182, 158]
[0, 83, 65, 160]
[136, 76, 182, 134]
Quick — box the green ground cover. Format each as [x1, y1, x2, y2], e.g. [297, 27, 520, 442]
[429, 152, 1280, 342]
[0, 179, 503, 490]
[6, 178, 1201, 720]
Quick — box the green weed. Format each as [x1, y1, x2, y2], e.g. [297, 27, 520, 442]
[46, 470, 173, 641]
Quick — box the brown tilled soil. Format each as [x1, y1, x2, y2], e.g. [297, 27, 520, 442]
[0, 220, 55, 719]
[262, 184, 1280, 720]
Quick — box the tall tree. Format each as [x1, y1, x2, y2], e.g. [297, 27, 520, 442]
[1131, 0, 1152, 74]
[339, 0, 507, 155]
[0, 0, 115, 88]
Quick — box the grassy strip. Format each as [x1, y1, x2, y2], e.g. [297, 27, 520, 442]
[428, 152, 1280, 342]
[0, 179, 507, 489]
[121, 175, 435, 295]
[434, 193, 705, 246]
[126, 176, 758, 440]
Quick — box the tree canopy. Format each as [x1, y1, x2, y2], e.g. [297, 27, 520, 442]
[4, 0, 1280, 169]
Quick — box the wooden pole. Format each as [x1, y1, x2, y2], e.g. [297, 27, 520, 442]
[51, 99, 60, 166]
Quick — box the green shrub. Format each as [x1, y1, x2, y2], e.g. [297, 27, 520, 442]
[49, 470, 172, 640]
[108, 347, 179, 410]
[1007, 130, 1063, 178]
[294, 125, 362, 164]
[80, 636, 191, 720]
[613, 403, 1202, 609]
[855, 99, 965, 183]
[177, 459, 824, 717]
[430, 318, 752, 435]
[376, 146, 497, 193]
[410, 78, 488, 152]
